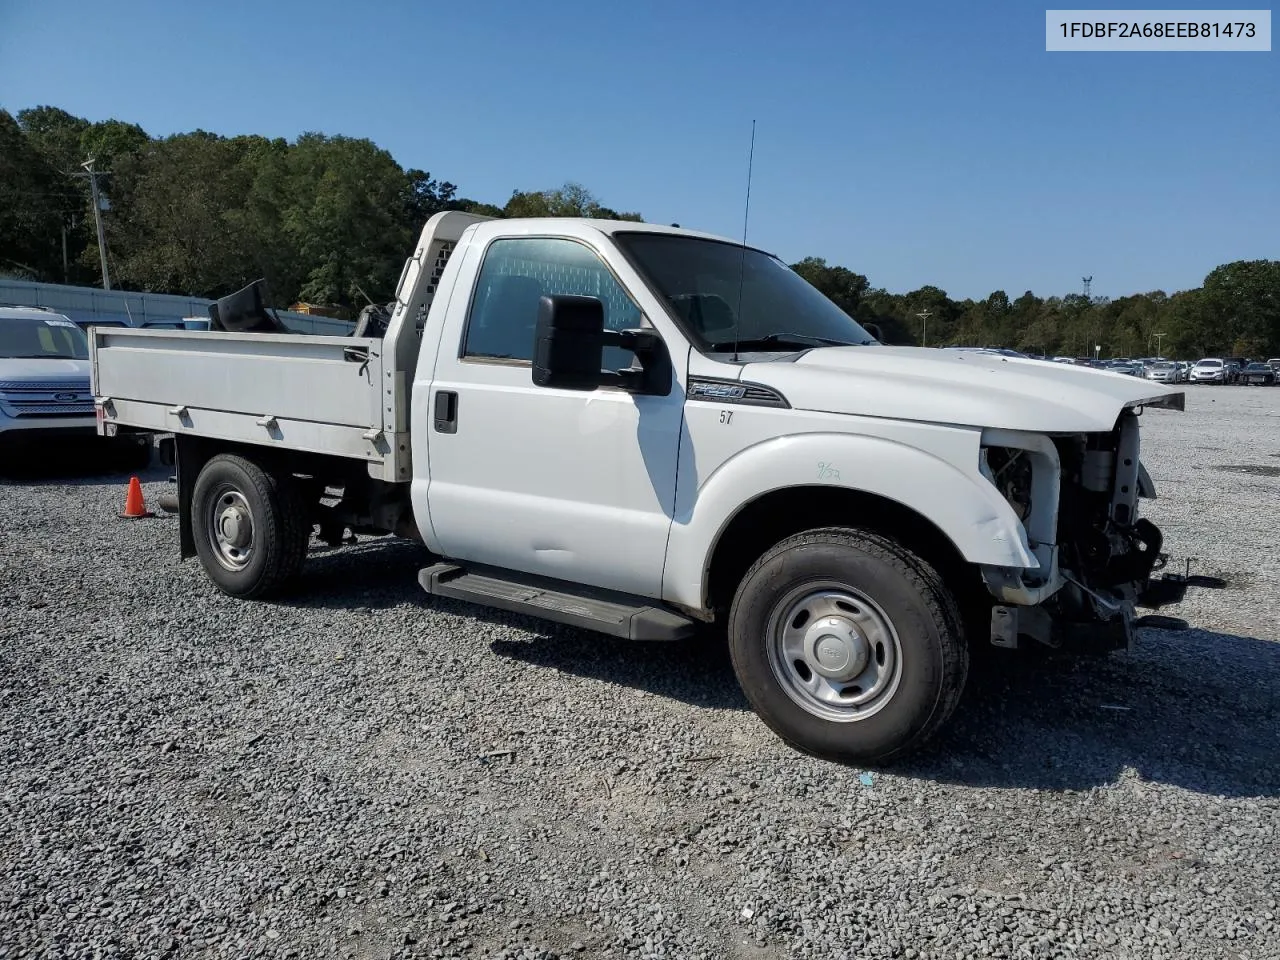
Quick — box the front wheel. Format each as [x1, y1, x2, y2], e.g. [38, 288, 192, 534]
[191, 453, 311, 599]
[728, 528, 968, 765]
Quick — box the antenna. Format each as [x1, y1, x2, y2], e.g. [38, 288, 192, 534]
[732, 120, 756, 362]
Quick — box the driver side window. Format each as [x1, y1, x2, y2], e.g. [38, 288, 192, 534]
[463, 237, 643, 369]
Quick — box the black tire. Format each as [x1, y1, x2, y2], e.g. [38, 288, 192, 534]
[190, 453, 311, 599]
[727, 527, 967, 765]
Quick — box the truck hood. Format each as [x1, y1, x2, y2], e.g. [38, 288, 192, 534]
[0, 357, 92, 384]
[742, 347, 1184, 432]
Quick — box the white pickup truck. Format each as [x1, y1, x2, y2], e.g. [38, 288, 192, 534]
[90, 212, 1204, 763]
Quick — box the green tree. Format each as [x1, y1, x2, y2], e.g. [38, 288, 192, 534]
[403, 169, 458, 227]
[106, 131, 267, 297]
[12, 106, 96, 282]
[0, 110, 66, 278]
[502, 182, 643, 220]
[1199, 260, 1280, 357]
[790, 257, 870, 316]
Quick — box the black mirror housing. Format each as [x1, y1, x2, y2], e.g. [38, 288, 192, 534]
[532, 294, 671, 395]
[532, 294, 606, 390]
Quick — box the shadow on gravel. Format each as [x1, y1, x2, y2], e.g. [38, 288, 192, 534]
[274, 543, 1279, 797]
[0, 445, 162, 485]
[493, 625, 1280, 797]
[277, 539, 748, 709]
[902, 628, 1280, 798]
[278, 538, 435, 611]
[490, 631, 747, 712]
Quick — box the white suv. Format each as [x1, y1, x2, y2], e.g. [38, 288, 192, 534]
[1189, 358, 1226, 384]
[0, 306, 149, 465]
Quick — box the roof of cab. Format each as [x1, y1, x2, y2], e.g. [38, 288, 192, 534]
[490, 217, 777, 258]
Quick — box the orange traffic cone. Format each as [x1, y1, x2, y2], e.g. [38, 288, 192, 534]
[119, 476, 154, 519]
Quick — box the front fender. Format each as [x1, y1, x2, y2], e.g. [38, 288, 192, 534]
[661, 431, 1036, 611]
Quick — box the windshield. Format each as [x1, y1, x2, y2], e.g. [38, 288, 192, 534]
[614, 233, 877, 353]
[1196, 359, 1222, 367]
[1151, 362, 1174, 369]
[0, 316, 89, 360]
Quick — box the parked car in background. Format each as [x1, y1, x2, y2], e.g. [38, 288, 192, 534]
[1190, 358, 1227, 384]
[943, 346, 1030, 359]
[1144, 360, 1180, 383]
[1268, 358, 1280, 374]
[0, 306, 151, 466]
[69, 318, 130, 332]
[1239, 362, 1277, 386]
[1176, 361, 1191, 382]
[1225, 361, 1243, 384]
[1107, 361, 1145, 377]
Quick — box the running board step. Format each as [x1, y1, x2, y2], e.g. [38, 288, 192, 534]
[418, 563, 696, 641]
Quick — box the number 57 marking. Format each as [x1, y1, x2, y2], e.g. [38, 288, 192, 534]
[720, 410, 733, 424]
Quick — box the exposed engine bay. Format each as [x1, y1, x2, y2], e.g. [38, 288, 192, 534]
[978, 408, 1217, 652]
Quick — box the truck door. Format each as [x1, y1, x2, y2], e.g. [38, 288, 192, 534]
[420, 234, 687, 598]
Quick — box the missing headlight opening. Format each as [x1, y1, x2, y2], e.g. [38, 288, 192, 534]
[985, 447, 1033, 521]
[977, 410, 1201, 657]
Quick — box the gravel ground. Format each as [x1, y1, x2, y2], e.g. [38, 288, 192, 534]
[2, 384, 1278, 960]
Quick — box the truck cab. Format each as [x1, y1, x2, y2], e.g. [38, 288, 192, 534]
[90, 212, 1204, 764]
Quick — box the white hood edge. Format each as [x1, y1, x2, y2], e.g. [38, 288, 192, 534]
[0, 357, 93, 382]
[742, 346, 1184, 433]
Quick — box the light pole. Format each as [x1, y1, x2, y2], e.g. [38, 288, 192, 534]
[916, 309, 931, 347]
[1154, 331, 1165, 357]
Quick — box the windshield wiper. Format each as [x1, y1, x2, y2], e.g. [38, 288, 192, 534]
[708, 332, 866, 351]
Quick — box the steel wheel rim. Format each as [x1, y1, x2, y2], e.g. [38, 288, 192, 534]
[766, 582, 904, 723]
[207, 484, 254, 571]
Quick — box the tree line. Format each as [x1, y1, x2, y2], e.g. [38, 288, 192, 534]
[2, 106, 1275, 358]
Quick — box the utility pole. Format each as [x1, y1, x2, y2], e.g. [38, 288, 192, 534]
[73, 158, 112, 290]
[1082, 276, 1092, 301]
[916, 309, 932, 347]
[1154, 331, 1165, 357]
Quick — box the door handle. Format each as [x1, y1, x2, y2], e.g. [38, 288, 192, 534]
[433, 390, 458, 434]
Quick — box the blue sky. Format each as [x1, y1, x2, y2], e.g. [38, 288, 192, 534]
[1, 0, 1275, 300]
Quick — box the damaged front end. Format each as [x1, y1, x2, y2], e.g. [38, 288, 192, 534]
[976, 397, 1218, 653]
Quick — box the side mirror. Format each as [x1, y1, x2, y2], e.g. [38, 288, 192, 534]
[862, 321, 884, 343]
[532, 294, 605, 390]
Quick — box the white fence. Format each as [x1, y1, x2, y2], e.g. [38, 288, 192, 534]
[0, 278, 356, 336]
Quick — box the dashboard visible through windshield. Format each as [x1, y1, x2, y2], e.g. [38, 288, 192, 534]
[614, 232, 877, 356]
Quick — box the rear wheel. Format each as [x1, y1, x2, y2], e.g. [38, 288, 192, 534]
[191, 453, 310, 598]
[727, 528, 967, 765]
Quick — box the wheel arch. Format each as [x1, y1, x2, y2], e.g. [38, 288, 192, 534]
[662, 432, 1034, 616]
[174, 435, 365, 559]
[703, 485, 984, 619]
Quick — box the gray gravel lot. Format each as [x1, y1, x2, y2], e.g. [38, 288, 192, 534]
[2, 384, 1278, 960]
